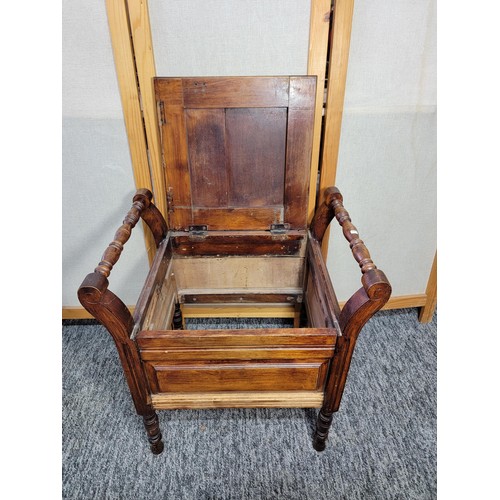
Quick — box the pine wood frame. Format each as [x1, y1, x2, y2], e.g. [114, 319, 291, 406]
[64, 0, 436, 320]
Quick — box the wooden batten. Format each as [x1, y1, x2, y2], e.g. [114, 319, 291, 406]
[126, 0, 168, 219]
[418, 252, 437, 322]
[105, 0, 156, 262]
[151, 391, 324, 409]
[307, 0, 332, 223]
[318, 0, 355, 259]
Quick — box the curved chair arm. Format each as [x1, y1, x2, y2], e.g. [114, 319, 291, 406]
[77, 189, 167, 414]
[78, 189, 167, 324]
[78, 189, 167, 332]
[78, 188, 167, 334]
[310, 186, 392, 325]
[310, 187, 392, 418]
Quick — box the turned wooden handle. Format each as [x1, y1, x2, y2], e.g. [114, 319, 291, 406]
[92, 189, 167, 279]
[78, 189, 168, 343]
[310, 187, 391, 301]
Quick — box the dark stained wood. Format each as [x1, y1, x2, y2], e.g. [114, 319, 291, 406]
[78, 190, 170, 452]
[305, 234, 342, 327]
[289, 76, 317, 109]
[156, 76, 290, 109]
[180, 293, 301, 304]
[284, 108, 315, 228]
[186, 109, 227, 207]
[78, 79, 390, 456]
[155, 76, 316, 231]
[172, 303, 183, 330]
[136, 327, 337, 350]
[78, 272, 151, 416]
[140, 347, 336, 362]
[142, 411, 164, 455]
[181, 76, 290, 108]
[310, 186, 391, 451]
[145, 360, 329, 393]
[154, 77, 183, 106]
[133, 236, 172, 328]
[171, 232, 306, 257]
[134, 189, 168, 247]
[312, 409, 333, 452]
[226, 107, 287, 208]
[190, 207, 283, 231]
[159, 105, 192, 230]
[94, 189, 164, 278]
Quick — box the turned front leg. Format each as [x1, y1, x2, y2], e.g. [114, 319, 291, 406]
[143, 411, 165, 455]
[173, 303, 183, 330]
[313, 409, 334, 451]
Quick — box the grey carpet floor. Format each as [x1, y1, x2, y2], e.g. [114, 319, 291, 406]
[62, 308, 436, 500]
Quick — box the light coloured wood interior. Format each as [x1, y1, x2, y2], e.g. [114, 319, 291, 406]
[151, 390, 324, 409]
[173, 256, 305, 292]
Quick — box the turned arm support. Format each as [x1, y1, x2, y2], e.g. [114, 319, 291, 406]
[311, 187, 392, 416]
[94, 189, 167, 278]
[78, 189, 168, 340]
[310, 187, 392, 332]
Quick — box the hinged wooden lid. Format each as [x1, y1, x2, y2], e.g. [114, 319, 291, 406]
[154, 76, 316, 231]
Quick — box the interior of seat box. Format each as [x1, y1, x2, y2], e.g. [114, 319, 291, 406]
[133, 229, 341, 335]
[133, 76, 341, 337]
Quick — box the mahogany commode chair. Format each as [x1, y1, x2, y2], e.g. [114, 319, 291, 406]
[78, 76, 391, 454]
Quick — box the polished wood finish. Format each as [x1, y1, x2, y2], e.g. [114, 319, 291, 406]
[139, 326, 335, 397]
[171, 231, 306, 257]
[142, 411, 164, 455]
[78, 78, 390, 455]
[172, 303, 183, 330]
[155, 76, 316, 231]
[78, 189, 167, 452]
[310, 186, 391, 451]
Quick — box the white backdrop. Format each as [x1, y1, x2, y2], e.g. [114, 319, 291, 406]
[62, 0, 436, 307]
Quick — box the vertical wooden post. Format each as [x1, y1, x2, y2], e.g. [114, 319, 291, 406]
[126, 0, 168, 220]
[318, 0, 355, 260]
[307, 0, 332, 224]
[106, 0, 157, 263]
[418, 252, 437, 323]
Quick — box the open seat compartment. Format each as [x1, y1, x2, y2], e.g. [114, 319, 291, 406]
[78, 76, 391, 454]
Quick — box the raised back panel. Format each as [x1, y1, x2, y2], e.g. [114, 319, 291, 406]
[155, 76, 316, 231]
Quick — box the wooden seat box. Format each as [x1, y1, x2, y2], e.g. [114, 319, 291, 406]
[78, 76, 391, 454]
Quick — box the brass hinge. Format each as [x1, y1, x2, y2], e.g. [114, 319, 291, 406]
[270, 223, 290, 234]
